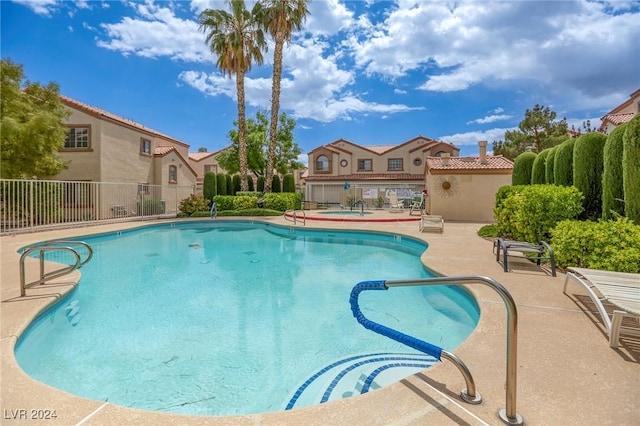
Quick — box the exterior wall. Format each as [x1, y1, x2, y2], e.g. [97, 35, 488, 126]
[426, 172, 511, 222]
[56, 109, 103, 182]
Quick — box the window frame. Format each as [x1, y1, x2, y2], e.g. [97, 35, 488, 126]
[168, 165, 178, 184]
[315, 155, 330, 173]
[388, 158, 404, 171]
[62, 126, 91, 150]
[140, 138, 152, 156]
[357, 159, 373, 171]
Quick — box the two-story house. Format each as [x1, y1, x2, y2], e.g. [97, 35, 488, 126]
[305, 136, 459, 207]
[55, 95, 198, 218]
[599, 88, 640, 134]
[188, 148, 230, 187]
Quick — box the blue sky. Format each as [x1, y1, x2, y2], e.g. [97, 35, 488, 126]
[2, 0, 639, 162]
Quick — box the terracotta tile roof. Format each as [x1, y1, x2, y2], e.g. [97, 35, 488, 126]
[365, 145, 397, 154]
[601, 113, 635, 126]
[305, 173, 424, 182]
[188, 152, 215, 161]
[60, 95, 189, 148]
[426, 155, 513, 171]
[154, 146, 176, 156]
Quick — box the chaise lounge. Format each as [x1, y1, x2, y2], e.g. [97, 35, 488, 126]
[494, 238, 556, 276]
[419, 214, 444, 233]
[563, 267, 640, 348]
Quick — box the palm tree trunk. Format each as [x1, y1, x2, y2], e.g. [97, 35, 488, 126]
[264, 32, 285, 193]
[237, 70, 249, 192]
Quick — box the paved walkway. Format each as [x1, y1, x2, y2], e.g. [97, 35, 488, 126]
[1, 213, 638, 425]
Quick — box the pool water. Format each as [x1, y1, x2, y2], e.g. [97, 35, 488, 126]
[16, 221, 479, 416]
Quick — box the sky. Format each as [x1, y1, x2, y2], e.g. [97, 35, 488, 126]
[2, 0, 639, 163]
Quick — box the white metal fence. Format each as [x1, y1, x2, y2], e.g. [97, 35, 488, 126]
[305, 182, 425, 208]
[0, 179, 196, 235]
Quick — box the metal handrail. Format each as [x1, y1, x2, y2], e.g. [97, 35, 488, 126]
[351, 199, 365, 216]
[351, 276, 523, 426]
[283, 209, 305, 226]
[209, 202, 217, 219]
[20, 241, 93, 297]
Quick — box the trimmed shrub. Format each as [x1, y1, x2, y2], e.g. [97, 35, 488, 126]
[217, 208, 282, 217]
[494, 185, 526, 218]
[623, 115, 640, 224]
[233, 195, 258, 210]
[531, 148, 550, 184]
[545, 146, 557, 184]
[512, 152, 537, 185]
[283, 174, 295, 192]
[573, 132, 607, 220]
[272, 174, 281, 193]
[247, 176, 255, 191]
[551, 218, 640, 273]
[226, 174, 234, 195]
[232, 175, 241, 193]
[602, 122, 627, 219]
[216, 173, 227, 196]
[203, 171, 217, 200]
[257, 176, 265, 193]
[212, 195, 234, 211]
[263, 192, 301, 211]
[178, 194, 210, 216]
[494, 184, 583, 243]
[553, 138, 574, 186]
[137, 199, 165, 215]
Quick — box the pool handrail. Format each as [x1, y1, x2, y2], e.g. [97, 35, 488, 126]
[283, 209, 305, 226]
[20, 241, 93, 297]
[209, 202, 217, 219]
[350, 276, 523, 426]
[350, 199, 365, 216]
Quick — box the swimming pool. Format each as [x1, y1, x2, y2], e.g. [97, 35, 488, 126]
[16, 221, 479, 416]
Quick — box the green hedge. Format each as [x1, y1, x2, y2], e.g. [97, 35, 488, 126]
[551, 218, 640, 273]
[203, 171, 217, 200]
[531, 148, 550, 184]
[494, 184, 583, 243]
[179, 194, 210, 215]
[623, 115, 640, 224]
[283, 173, 296, 192]
[272, 175, 281, 193]
[553, 138, 574, 186]
[545, 146, 557, 184]
[602, 123, 627, 219]
[573, 132, 607, 220]
[216, 173, 227, 196]
[512, 152, 537, 185]
[263, 192, 301, 211]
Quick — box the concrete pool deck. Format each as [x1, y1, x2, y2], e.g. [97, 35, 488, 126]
[1, 212, 639, 425]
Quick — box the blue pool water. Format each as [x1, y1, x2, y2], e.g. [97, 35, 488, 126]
[16, 221, 479, 416]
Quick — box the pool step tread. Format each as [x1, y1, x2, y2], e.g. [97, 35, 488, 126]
[285, 352, 437, 410]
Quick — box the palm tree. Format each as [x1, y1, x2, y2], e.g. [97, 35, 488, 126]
[256, 0, 310, 193]
[199, 0, 266, 191]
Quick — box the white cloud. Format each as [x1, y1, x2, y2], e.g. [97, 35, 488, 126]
[12, 0, 57, 16]
[439, 127, 515, 147]
[467, 114, 513, 125]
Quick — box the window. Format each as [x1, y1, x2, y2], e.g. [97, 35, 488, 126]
[316, 155, 329, 172]
[357, 159, 372, 171]
[140, 138, 151, 155]
[169, 165, 177, 183]
[64, 127, 90, 149]
[388, 158, 403, 171]
[434, 151, 446, 157]
[204, 164, 217, 173]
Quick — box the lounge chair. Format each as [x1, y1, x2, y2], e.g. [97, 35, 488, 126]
[419, 215, 444, 233]
[563, 267, 640, 348]
[409, 194, 425, 216]
[387, 191, 404, 211]
[494, 238, 556, 276]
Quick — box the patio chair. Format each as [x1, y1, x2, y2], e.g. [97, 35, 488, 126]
[409, 194, 425, 216]
[494, 238, 556, 276]
[419, 215, 444, 233]
[387, 191, 404, 211]
[563, 267, 640, 348]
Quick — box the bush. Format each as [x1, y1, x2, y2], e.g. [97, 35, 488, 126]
[531, 149, 549, 184]
[233, 195, 258, 210]
[217, 208, 282, 217]
[179, 194, 210, 216]
[602, 123, 627, 219]
[216, 173, 227, 196]
[573, 132, 607, 220]
[212, 195, 235, 211]
[203, 171, 217, 200]
[545, 146, 557, 184]
[257, 176, 265, 193]
[263, 192, 301, 211]
[226, 174, 233, 196]
[512, 152, 537, 185]
[477, 224, 499, 238]
[553, 139, 574, 186]
[283, 174, 295, 192]
[247, 176, 255, 191]
[272, 174, 281, 192]
[623, 115, 640, 224]
[137, 199, 165, 215]
[551, 218, 640, 273]
[233, 175, 241, 193]
[494, 184, 583, 243]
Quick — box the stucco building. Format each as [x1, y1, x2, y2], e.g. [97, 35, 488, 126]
[599, 88, 640, 134]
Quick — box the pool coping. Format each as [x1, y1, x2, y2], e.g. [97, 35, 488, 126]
[2, 214, 639, 425]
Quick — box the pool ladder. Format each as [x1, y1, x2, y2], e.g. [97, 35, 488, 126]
[20, 241, 93, 297]
[284, 209, 305, 226]
[350, 275, 523, 425]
